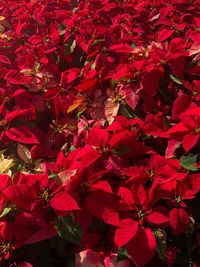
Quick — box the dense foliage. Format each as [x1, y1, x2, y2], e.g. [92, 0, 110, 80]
[0, 0, 200, 266]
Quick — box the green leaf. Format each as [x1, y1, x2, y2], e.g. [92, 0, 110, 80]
[55, 214, 82, 245]
[180, 154, 198, 171]
[92, 39, 105, 46]
[120, 105, 135, 119]
[58, 23, 66, 36]
[0, 206, 12, 218]
[186, 234, 197, 255]
[131, 43, 136, 48]
[154, 229, 166, 260]
[117, 247, 130, 261]
[170, 74, 182, 85]
[69, 146, 76, 152]
[116, 144, 131, 156]
[111, 79, 118, 89]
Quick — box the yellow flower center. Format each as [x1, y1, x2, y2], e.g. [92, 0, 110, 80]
[137, 209, 145, 218]
[175, 195, 182, 203]
[194, 128, 200, 134]
[0, 242, 11, 255]
[41, 189, 49, 201]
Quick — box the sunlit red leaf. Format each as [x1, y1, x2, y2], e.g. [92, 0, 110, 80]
[50, 191, 80, 212]
[5, 126, 40, 144]
[4, 69, 31, 84]
[3, 184, 36, 211]
[85, 190, 119, 226]
[109, 44, 133, 54]
[0, 55, 11, 65]
[75, 78, 98, 92]
[126, 227, 156, 267]
[146, 206, 169, 226]
[115, 218, 139, 248]
[5, 107, 35, 122]
[87, 127, 109, 147]
[158, 29, 174, 42]
[183, 134, 199, 152]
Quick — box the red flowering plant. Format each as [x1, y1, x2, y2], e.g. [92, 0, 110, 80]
[0, 0, 200, 266]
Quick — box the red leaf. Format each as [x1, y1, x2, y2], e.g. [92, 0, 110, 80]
[133, 185, 147, 206]
[5, 107, 35, 122]
[75, 78, 98, 92]
[113, 66, 132, 81]
[0, 174, 10, 190]
[115, 218, 138, 248]
[191, 174, 200, 194]
[91, 181, 112, 193]
[126, 227, 156, 267]
[14, 212, 41, 243]
[118, 187, 135, 210]
[0, 55, 11, 65]
[18, 262, 33, 267]
[28, 35, 43, 45]
[172, 94, 191, 121]
[3, 184, 36, 211]
[183, 134, 199, 152]
[143, 122, 168, 138]
[106, 154, 125, 177]
[4, 69, 30, 84]
[169, 208, 188, 235]
[109, 130, 129, 148]
[61, 68, 81, 86]
[183, 107, 200, 117]
[167, 122, 188, 135]
[85, 190, 119, 226]
[165, 247, 177, 267]
[146, 206, 169, 226]
[50, 191, 80, 212]
[125, 87, 139, 111]
[15, 212, 56, 245]
[16, 21, 28, 35]
[168, 56, 186, 78]
[142, 70, 161, 96]
[158, 29, 174, 42]
[109, 44, 133, 54]
[5, 126, 40, 144]
[87, 127, 109, 147]
[73, 144, 100, 169]
[165, 139, 181, 158]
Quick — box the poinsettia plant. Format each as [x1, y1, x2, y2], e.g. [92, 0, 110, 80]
[0, 0, 200, 266]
